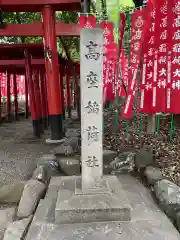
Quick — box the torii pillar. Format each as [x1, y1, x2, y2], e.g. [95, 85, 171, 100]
[42, 5, 64, 141]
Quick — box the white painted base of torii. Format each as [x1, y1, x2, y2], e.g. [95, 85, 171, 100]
[54, 28, 131, 224]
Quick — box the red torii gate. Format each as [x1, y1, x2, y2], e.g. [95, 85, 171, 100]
[0, 0, 82, 141]
[0, 43, 80, 136]
[0, 22, 81, 37]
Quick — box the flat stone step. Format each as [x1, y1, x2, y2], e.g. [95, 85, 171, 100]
[26, 218, 180, 240]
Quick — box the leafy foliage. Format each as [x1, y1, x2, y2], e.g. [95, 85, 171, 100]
[0, 1, 136, 61]
[1, 11, 80, 61]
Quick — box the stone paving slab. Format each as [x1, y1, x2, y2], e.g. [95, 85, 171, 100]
[117, 175, 169, 221]
[26, 219, 180, 240]
[25, 174, 180, 239]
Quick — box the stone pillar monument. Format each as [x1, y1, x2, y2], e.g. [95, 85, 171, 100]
[55, 28, 131, 224]
[80, 28, 103, 190]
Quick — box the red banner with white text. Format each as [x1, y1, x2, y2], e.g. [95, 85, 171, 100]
[122, 8, 147, 119]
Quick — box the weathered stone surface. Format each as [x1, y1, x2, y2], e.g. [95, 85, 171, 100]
[45, 176, 63, 201]
[144, 166, 163, 185]
[45, 186, 59, 201]
[58, 157, 81, 176]
[55, 176, 131, 224]
[176, 211, 180, 231]
[0, 208, 16, 239]
[65, 128, 80, 138]
[52, 137, 81, 157]
[0, 182, 26, 204]
[135, 149, 154, 169]
[154, 179, 180, 220]
[26, 220, 180, 240]
[25, 175, 180, 240]
[17, 180, 46, 219]
[103, 150, 117, 164]
[37, 154, 58, 167]
[44, 177, 61, 202]
[3, 216, 32, 240]
[52, 145, 74, 157]
[37, 154, 60, 179]
[110, 152, 135, 174]
[33, 199, 55, 223]
[32, 166, 47, 183]
[64, 137, 81, 153]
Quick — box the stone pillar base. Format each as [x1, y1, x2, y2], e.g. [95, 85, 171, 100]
[55, 175, 132, 224]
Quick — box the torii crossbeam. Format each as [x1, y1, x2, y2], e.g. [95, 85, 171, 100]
[0, 0, 82, 141]
[0, 22, 81, 36]
[0, 0, 81, 12]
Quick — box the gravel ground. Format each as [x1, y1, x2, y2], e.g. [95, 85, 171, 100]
[0, 117, 53, 184]
[103, 108, 180, 186]
[0, 104, 180, 188]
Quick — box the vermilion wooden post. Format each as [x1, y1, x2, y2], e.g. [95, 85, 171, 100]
[0, 75, 2, 123]
[66, 68, 71, 118]
[39, 70, 48, 129]
[33, 69, 44, 133]
[42, 5, 63, 140]
[13, 74, 18, 120]
[73, 81, 76, 109]
[44, 74, 49, 126]
[76, 76, 80, 120]
[70, 82, 73, 109]
[24, 50, 41, 137]
[25, 75, 29, 119]
[60, 66, 65, 119]
[6, 72, 11, 121]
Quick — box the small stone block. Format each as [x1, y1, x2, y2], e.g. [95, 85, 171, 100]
[55, 175, 131, 224]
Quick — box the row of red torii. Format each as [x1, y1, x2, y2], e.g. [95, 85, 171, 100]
[0, 0, 82, 140]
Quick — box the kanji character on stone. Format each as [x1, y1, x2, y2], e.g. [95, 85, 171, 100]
[86, 125, 99, 143]
[85, 40, 100, 60]
[85, 156, 99, 168]
[85, 101, 100, 114]
[86, 71, 99, 88]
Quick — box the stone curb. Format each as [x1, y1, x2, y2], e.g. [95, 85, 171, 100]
[139, 163, 180, 233]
